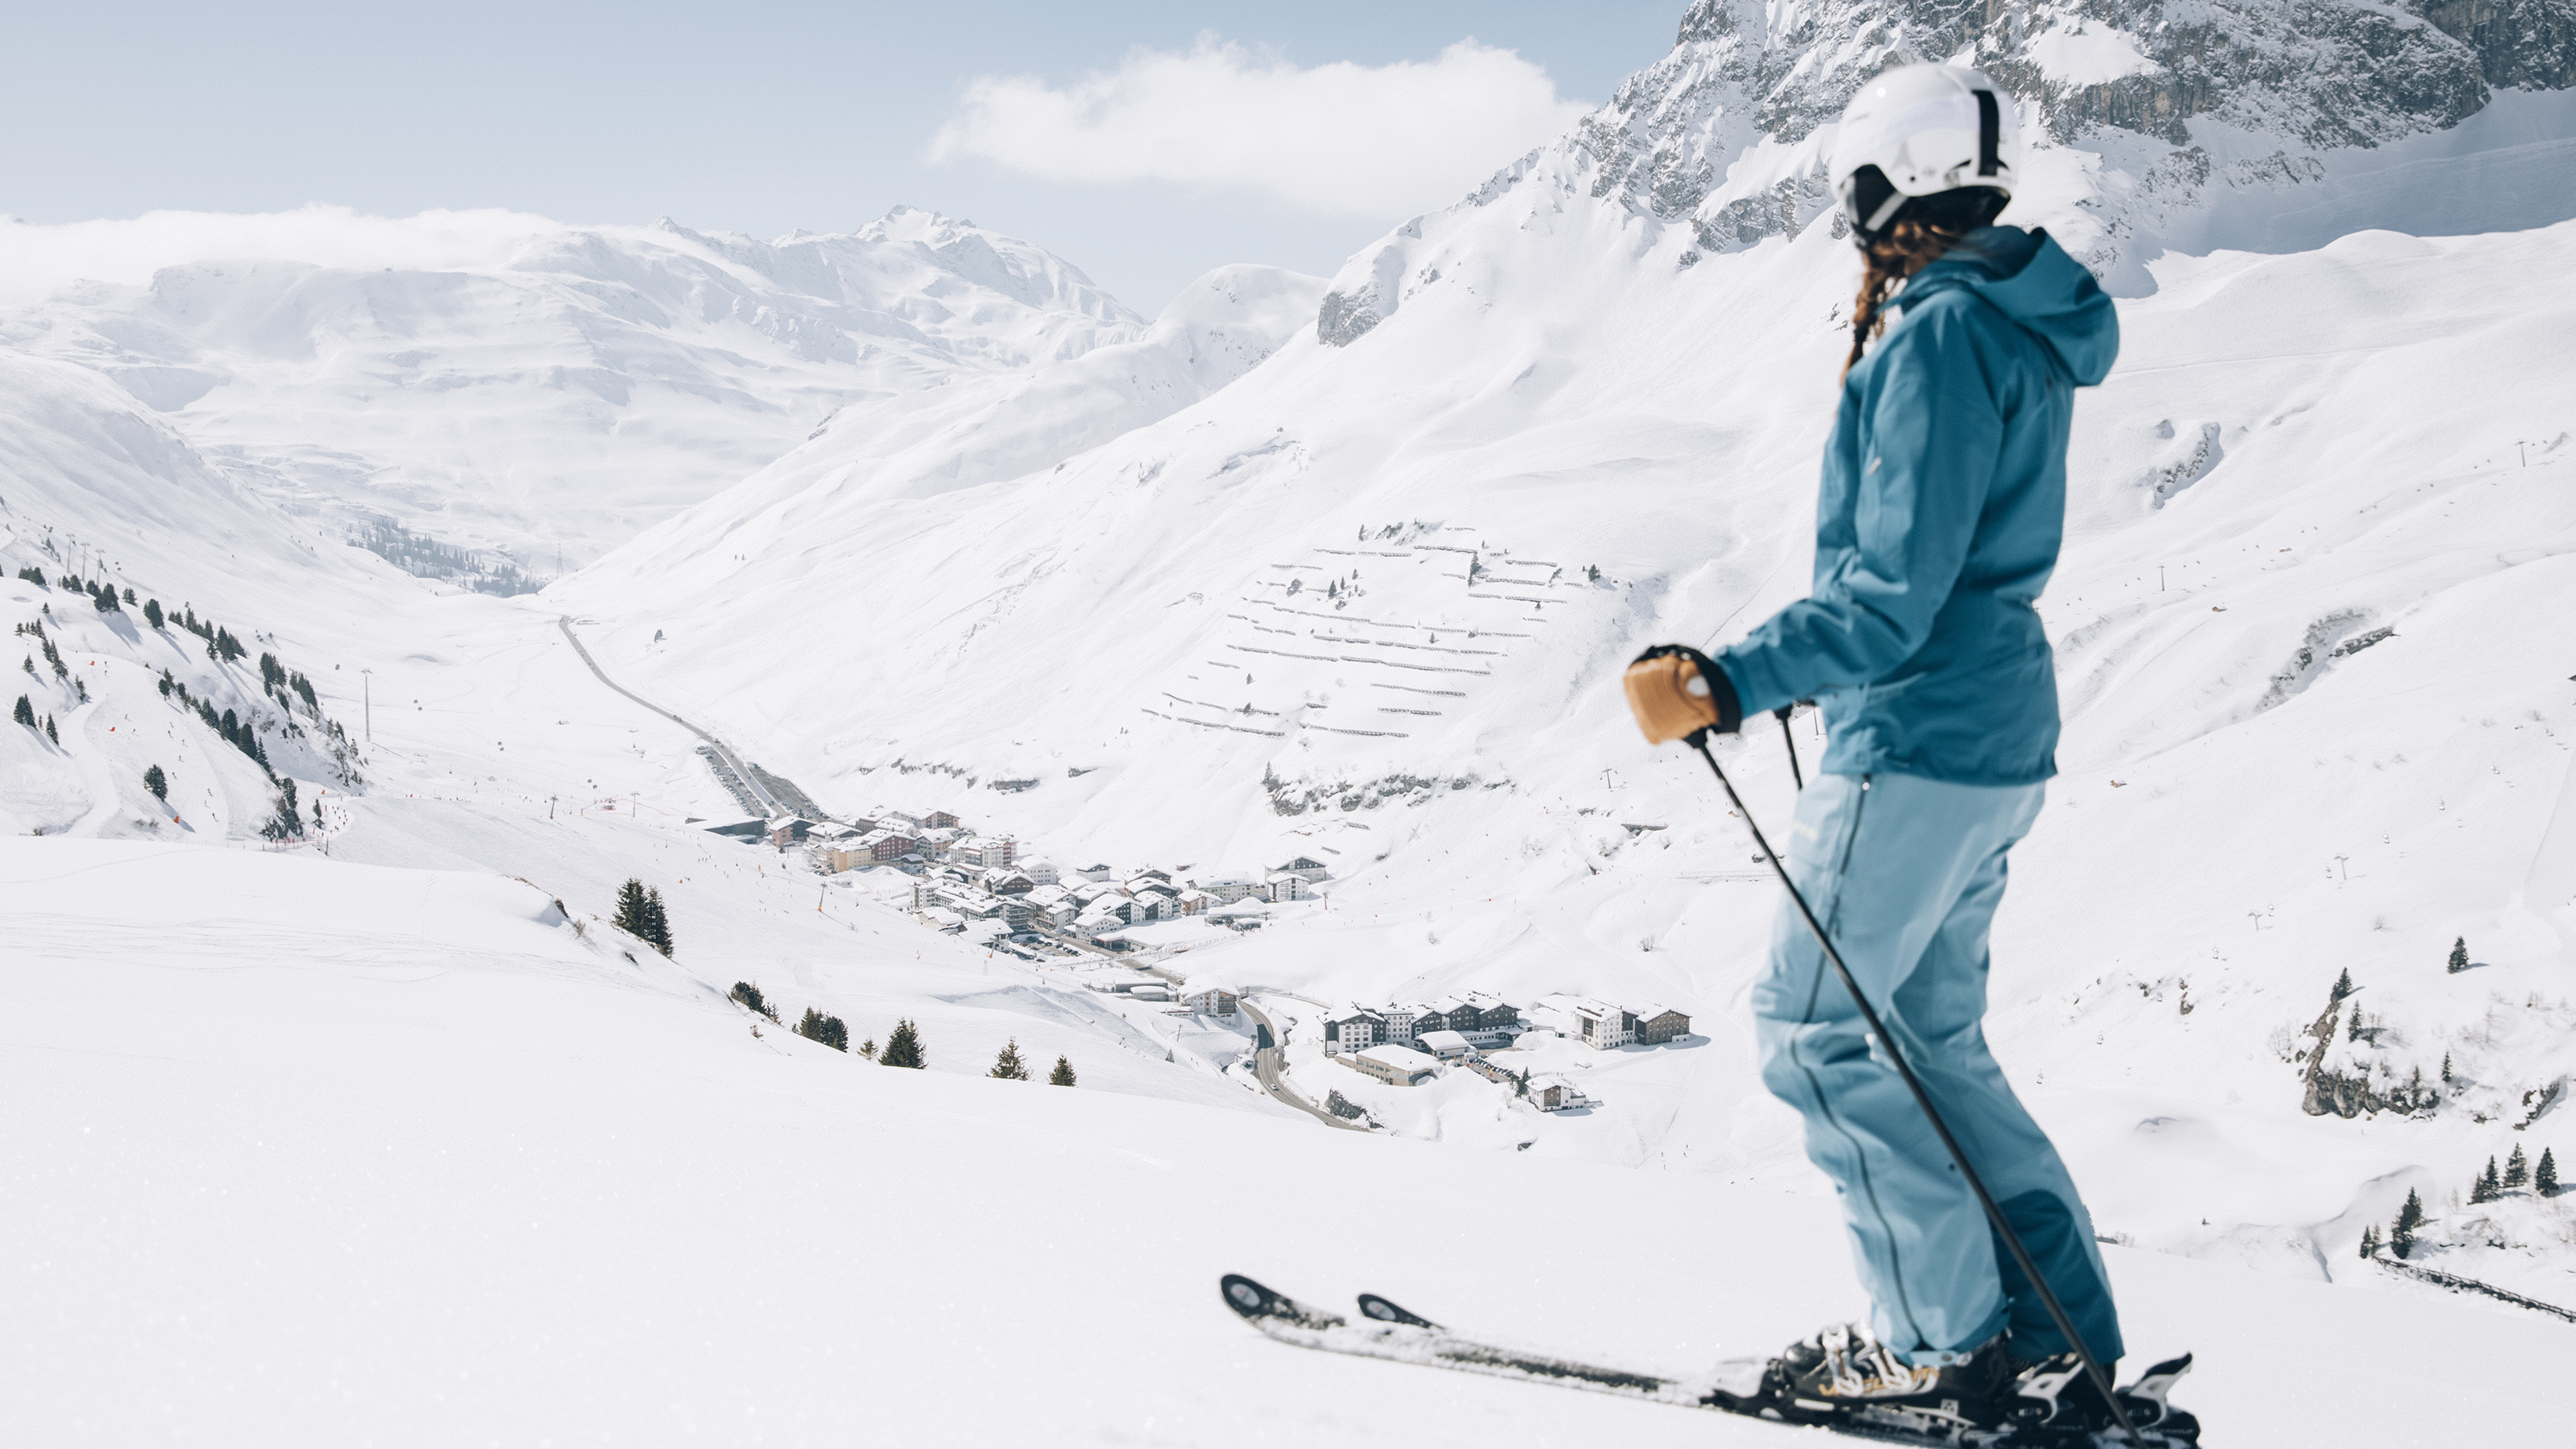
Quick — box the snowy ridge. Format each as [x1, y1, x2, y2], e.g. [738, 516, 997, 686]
[0, 207, 1145, 569]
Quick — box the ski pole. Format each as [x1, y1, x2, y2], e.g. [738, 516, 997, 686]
[1690, 740, 2140, 1443]
[1773, 706, 1803, 790]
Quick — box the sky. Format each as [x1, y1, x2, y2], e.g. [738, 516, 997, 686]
[0, 1, 1688, 310]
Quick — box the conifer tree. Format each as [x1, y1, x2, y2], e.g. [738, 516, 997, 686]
[2471, 1157, 2502, 1203]
[2539, 1148, 2559, 1197]
[2358, 1224, 2380, 1259]
[143, 599, 165, 629]
[11, 695, 31, 728]
[858, 1038, 877, 1060]
[2441, 1052, 2454, 1084]
[122, 588, 136, 605]
[2391, 1188, 2424, 1259]
[989, 1038, 1030, 1080]
[613, 878, 653, 941]
[881, 1018, 925, 1068]
[2504, 1145, 2529, 1188]
[144, 765, 167, 801]
[642, 887, 673, 956]
[93, 588, 118, 613]
[729, 981, 777, 1021]
[2332, 968, 2353, 1001]
[1048, 1055, 1076, 1086]
[44, 714, 56, 744]
[2448, 936, 2469, 973]
[156, 669, 173, 697]
[795, 1009, 848, 1051]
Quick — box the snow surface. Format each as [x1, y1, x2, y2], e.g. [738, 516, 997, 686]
[4, 836, 2563, 1446]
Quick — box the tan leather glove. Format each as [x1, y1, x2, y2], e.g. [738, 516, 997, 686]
[1622, 645, 1741, 745]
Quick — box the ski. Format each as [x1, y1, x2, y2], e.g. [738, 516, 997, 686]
[1219, 1274, 2200, 1447]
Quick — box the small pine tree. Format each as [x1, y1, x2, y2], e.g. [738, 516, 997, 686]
[2358, 1224, 2380, 1259]
[989, 1038, 1030, 1080]
[2504, 1145, 2529, 1187]
[612, 877, 652, 941]
[44, 714, 57, 744]
[1048, 1055, 1076, 1086]
[156, 668, 173, 697]
[642, 887, 673, 956]
[795, 1008, 848, 1051]
[2347, 1008, 2363, 1042]
[881, 1018, 925, 1069]
[2448, 936, 2469, 973]
[2441, 1052, 2454, 1084]
[2471, 1157, 2502, 1203]
[2538, 1148, 2559, 1196]
[2332, 968, 2353, 1001]
[143, 599, 165, 629]
[144, 764, 168, 801]
[2391, 1188, 2424, 1259]
[122, 588, 136, 605]
[858, 1038, 877, 1059]
[729, 981, 778, 1021]
[10, 695, 31, 728]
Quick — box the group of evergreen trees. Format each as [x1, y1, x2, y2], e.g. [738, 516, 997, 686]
[257, 652, 320, 716]
[258, 778, 304, 842]
[986, 1037, 1075, 1084]
[612, 879, 674, 956]
[2468, 1145, 2557, 1203]
[189, 696, 273, 774]
[11, 694, 57, 742]
[2363, 1146, 2561, 1261]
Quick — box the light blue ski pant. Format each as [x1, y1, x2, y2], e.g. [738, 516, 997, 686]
[1752, 770, 2123, 1368]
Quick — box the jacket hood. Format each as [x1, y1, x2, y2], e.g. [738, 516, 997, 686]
[1903, 227, 2119, 386]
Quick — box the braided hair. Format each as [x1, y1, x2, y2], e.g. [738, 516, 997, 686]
[1843, 187, 2009, 379]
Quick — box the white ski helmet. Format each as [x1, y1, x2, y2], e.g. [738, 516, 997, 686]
[1831, 64, 2020, 244]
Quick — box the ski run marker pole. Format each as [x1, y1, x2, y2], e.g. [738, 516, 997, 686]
[1689, 738, 2141, 1444]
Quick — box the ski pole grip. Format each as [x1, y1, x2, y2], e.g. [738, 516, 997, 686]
[1622, 651, 1723, 745]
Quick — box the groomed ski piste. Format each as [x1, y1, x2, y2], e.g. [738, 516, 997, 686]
[6, 3, 2576, 1443]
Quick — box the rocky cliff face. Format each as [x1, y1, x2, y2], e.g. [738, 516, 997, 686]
[1319, 0, 2576, 341]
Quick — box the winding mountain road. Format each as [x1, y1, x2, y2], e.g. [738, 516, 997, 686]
[557, 616, 782, 818]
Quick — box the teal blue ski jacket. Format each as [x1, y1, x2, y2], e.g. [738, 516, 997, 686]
[1714, 226, 2116, 786]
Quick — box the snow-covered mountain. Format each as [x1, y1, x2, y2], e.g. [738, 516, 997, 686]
[553, 2, 2576, 1301]
[0, 207, 1143, 576]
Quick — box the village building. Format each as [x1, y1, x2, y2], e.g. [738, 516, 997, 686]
[1628, 1005, 1692, 1044]
[1018, 860, 1060, 886]
[1348, 1043, 1439, 1087]
[1264, 872, 1311, 902]
[1525, 1076, 1572, 1111]
[701, 818, 768, 841]
[1321, 1009, 1385, 1056]
[1416, 1029, 1476, 1061]
[1075, 863, 1117, 882]
[877, 811, 924, 832]
[1183, 987, 1239, 1018]
[923, 810, 961, 830]
[766, 816, 815, 848]
[1571, 1000, 1632, 1049]
[1272, 856, 1332, 883]
[1173, 887, 1214, 917]
[916, 907, 965, 934]
[1128, 869, 1173, 888]
[986, 869, 1035, 896]
[1195, 876, 1261, 902]
[859, 829, 921, 864]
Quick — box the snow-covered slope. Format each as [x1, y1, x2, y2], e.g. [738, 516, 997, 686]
[3, 832, 2562, 1446]
[551, 6, 2576, 1303]
[0, 208, 1144, 572]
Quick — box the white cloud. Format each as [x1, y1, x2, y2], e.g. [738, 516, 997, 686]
[0, 205, 587, 306]
[929, 38, 1591, 217]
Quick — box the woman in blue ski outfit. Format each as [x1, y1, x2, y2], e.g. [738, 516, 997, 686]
[1630, 66, 2124, 1414]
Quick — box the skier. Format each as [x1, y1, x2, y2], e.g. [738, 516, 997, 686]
[1625, 65, 2128, 1426]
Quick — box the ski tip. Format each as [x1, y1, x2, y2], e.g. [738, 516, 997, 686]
[1356, 1292, 1438, 1328]
[1220, 1274, 1286, 1321]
